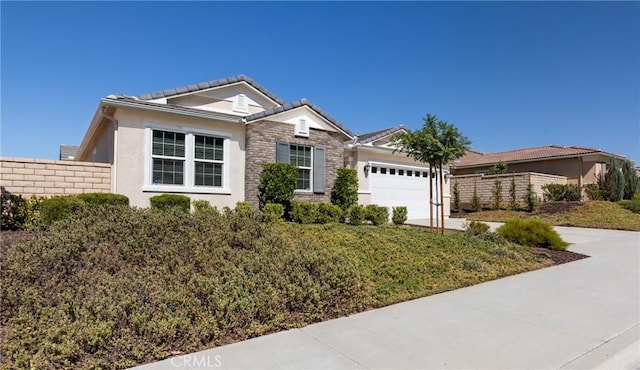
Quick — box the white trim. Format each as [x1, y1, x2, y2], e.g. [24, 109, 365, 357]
[366, 160, 431, 171]
[143, 123, 232, 193]
[150, 82, 283, 107]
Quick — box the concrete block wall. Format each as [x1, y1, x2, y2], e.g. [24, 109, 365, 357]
[451, 172, 566, 209]
[0, 157, 111, 198]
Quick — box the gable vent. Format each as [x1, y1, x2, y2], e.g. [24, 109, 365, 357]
[233, 94, 248, 113]
[295, 119, 309, 137]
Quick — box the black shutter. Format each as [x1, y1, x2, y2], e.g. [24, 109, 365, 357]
[276, 142, 290, 163]
[313, 147, 325, 194]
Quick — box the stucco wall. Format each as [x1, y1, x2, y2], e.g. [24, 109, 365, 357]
[245, 120, 345, 208]
[451, 172, 566, 209]
[0, 157, 111, 197]
[346, 147, 451, 217]
[111, 107, 246, 208]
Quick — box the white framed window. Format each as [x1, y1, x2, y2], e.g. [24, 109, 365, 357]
[143, 125, 231, 194]
[290, 144, 313, 191]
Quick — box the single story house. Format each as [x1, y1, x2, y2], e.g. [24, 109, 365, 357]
[450, 145, 627, 188]
[75, 75, 447, 219]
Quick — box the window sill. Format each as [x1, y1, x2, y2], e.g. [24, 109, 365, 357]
[294, 190, 313, 194]
[142, 185, 231, 195]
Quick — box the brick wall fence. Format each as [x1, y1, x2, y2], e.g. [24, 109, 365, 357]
[451, 172, 567, 209]
[0, 157, 111, 198]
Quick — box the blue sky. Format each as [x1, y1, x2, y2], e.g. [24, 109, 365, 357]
[2, 1, 639, 163]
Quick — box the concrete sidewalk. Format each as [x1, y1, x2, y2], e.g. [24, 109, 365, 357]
[134, 221, 640, 370]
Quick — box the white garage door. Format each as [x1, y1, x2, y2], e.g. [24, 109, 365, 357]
[370, 164, 435, 219]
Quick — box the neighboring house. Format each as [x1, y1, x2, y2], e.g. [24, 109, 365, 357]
[75, 75, 447, 219]
[59, 145, 79, 160]
[451, 145, 628, 188]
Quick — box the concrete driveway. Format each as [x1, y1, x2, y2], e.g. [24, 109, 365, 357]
[133, 220, 640, 370]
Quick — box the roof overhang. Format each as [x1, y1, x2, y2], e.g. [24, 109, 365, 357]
[76, 98, 243, 160]
[450, 151, 624, 169]
[246, 104, 354, 140]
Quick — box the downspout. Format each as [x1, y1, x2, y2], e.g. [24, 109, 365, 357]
[101, 106, 118, 193]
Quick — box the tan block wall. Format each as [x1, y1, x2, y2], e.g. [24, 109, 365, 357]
[451, 172, 566, 209]
[0, 157, 111, 198]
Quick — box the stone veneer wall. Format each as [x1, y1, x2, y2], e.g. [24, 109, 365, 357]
[0, 157, 111, 198]
[244, 121, 345, 208]
[451, 172, 566, 208]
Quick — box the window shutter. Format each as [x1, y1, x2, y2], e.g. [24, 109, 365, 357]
[276, 142, 290, 163]
[313, 147, 325, 194]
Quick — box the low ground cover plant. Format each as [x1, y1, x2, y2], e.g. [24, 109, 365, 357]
[464, 200, 640, 231]
[1, 206, 368, 369]
[497, 218, 569, 250]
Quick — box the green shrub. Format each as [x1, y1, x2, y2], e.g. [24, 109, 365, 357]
[291, 201, 319, 224]
[524, 184, 538, 212]
[77, 193, 129, 206]
[542, 184, 581, 202]
[508, 176, 517, 211]
[0, 206, 367, 369]
[497, 218, 569, 250]
[331, 168, 358, 213]
[149, 194, 190, 212]
[392, 206, 408, 225]
[317, 203, 343, 224]
[365, 204, 389, 226]
[471, 182, 482, 212]
[584, 183, 603, 201]
[258, 163, 298, 212]
[235, 201, 255, 218]
[262, 203, 285, 222]
[465, 220, 490, 236]
[491, 179, 503, 210]
[346, 204, 365, 225]
[39, 196, 85, 225]
[619, 199, 640, 214]
[192, 199, 211, 212]
[1, 192, 28, 230]
[489, 162, 508, 175]
[622, 159, 639, 200]
[452, 181, 460, 212]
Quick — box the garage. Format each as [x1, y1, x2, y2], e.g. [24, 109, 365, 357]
[369, 162, 438, 219]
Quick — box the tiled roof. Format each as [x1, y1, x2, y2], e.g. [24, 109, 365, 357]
[357, 125, 406, 144]
[137, 75, 286, 105]
[453, 145, 605, 168]
[245, 98, 354, 138]
[103, 95, 243, 123]
[59, 145, 79, 160]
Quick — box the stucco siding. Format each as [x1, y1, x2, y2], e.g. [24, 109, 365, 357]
[347, 147, 451, 217]
[112, 108, 246, 208]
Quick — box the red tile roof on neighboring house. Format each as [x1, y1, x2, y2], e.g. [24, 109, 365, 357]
[453, 145, 606, 168]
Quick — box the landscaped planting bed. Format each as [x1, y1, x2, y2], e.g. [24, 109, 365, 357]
[1, 206, 584, 369]
[459, 201, 640, 231]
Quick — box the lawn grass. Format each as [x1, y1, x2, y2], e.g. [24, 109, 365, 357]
[465, 201, 640, 231]
[1, 206, 556, 369]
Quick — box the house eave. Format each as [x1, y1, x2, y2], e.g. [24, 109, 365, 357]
[450, 151, 623, 169]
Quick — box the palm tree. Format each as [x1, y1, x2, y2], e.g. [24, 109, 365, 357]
[392, 114, 471, 234]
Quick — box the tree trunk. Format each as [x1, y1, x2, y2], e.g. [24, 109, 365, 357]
[439, 163, 445, 235]
[429, 162, 434, 232]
